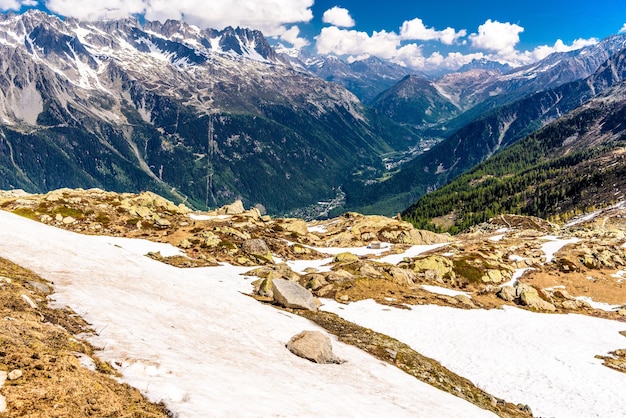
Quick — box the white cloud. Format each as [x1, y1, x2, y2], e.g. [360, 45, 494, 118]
[469, 19, 523, 53]
[400, 18, 466, 45]
[278, 25, 309, 49]
[322, 6, 355, 28]
[315, 26, 400, 59]
[43, 0, 314, 36]
[0, 0, 36, 10]
[531, 37, 598, 60]
[619, 23, 626, 34]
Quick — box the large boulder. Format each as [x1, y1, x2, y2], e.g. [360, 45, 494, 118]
[242, 238, 274, 264]
[286, 331, 342, 364]
[272, 279, 318, 311]
[517, 284, 556, 312]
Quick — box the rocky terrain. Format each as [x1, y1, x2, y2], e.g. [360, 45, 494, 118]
[0, 187, 625, 415]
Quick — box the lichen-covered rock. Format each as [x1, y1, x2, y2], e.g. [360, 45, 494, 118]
[410, 255, 454, 281]
[334, 252, 359, 263]
[242, 238, 274, 264]
[286, 331, 342, 364]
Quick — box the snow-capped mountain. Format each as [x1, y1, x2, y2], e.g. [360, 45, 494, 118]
[435, 34, 626, 110]
[0, 10, 416, 214]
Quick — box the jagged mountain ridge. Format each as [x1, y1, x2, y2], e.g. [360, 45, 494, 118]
[0, 10, 416, 213]
[301, 55, 412, 104]
[435, 34, 626, 112]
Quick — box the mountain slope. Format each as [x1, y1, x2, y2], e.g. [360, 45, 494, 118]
[371, 75, 460, 126]
[402, 77, 626, 232]
[0, 10, 416, 214]
[342, 45, 626, 216]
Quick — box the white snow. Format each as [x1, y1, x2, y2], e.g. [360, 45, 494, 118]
[488, 234, 505, 242]
[421, 285, 471, 297]
[540, 236, 579, 263]
[188, 213, 230, 221]
[377, 243, 449, 264]
[499, 267, 533, 288]
[575, 296, 621, 312]
[322, 299, 626, 418]
[0, 211, 494, 417]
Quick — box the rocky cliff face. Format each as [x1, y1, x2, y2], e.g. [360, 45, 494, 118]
[0, 10, 416, 214]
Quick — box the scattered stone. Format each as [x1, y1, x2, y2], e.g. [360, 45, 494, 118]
[25, 280, 52, 294]
[242, 239, 273, 263]
[225, 200, 245, 215]
[286, 331, 343, 364]
[178, 239, 192, 249]
[7, 369, 23, 380]
[517, 284, 556, 312]
[334, 252, 359, 263]
[497, 286, 517, 302]
[21, 294, 38, 309]
[62, 216, 76, 224]
[272, 279, 318, 311]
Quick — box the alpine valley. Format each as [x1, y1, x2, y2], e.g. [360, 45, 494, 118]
[2, 9, 626, 418]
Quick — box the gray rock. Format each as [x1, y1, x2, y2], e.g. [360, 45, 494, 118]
[7, 369, 22, 380]
[272, 279, 318, 311]
[225, 200, 245, 215]
[242, 238, 273, 263]
[287, 331, 343, 364]
[25, 281, 52, 294]
[497, 286, 517, 302]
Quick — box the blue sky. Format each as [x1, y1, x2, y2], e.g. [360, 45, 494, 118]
[2, 0, 625, 71]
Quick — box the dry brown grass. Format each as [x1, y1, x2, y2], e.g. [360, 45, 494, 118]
[0, 257, 171, 417]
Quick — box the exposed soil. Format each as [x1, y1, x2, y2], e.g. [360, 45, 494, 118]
[0, 257, 171, 417]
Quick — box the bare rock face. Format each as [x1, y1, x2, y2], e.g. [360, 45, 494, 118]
[286, 331, 343, 364]
[272, 279, 318, 311]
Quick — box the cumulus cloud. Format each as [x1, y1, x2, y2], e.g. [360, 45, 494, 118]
[278, 25, 309, 49]
[315, 26, 400, 59]
[322, 6, 355, 28]
[400, 18, 466, 45]
[531, 37, 598, 60]
[43, 0, 314, 36]
[620, 23, 626, 34]
[0, 0, 36, 10]
[469, 19, 523, 53]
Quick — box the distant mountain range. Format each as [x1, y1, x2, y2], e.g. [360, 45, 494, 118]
[0, 10, 416, 214]
[340, 34, 626, 217]
[1, 9, 626, 222]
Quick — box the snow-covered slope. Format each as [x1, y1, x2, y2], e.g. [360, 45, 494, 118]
[0, 210, 495, 417]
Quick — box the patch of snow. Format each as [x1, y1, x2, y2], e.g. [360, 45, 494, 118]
[0, 211, 494, 417]
[307, 224, 327, 233]
[73, 352, 97, 371]
[499, 268, 533, 288]
[378, 243, 449, 265]
[508, 254, 526, 262]
[188, 213, 230, 221]
[540, 236, 579, 263]
[488, 234, 505, 242]
[321, 299, 626, 418]
[421, 285, 471, 297]
[611, 270, 626, 283]
[575, 296, 621, 312]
